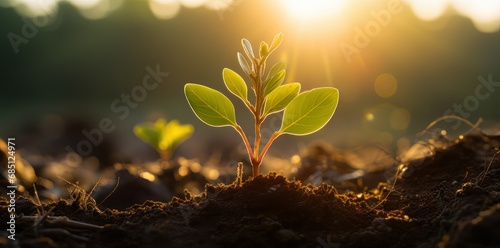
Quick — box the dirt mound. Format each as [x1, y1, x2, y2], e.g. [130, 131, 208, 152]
[1, 133, 499, 247]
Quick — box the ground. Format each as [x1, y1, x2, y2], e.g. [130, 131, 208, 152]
[1, 132, 500, 247]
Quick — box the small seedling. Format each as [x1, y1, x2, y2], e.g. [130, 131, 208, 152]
[134, 118, 194, 161]
[185, 33, 339, 177]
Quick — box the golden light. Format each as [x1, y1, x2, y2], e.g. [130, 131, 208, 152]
[149, 0, 181, 20]
[190, 162, 201, 173]
[140, 171, 156, 182]
[405, 0, 500, 32]
[279, 0, 346, 22]
[365, 112, 375, 122]
[178, 166, 189, 177]
[374, 73, 398, 98]
[451, 0, 500, 32]
[405, 0, 449, 21]
[68, 0, 101, 9]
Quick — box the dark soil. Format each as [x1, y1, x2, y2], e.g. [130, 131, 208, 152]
[1, 133, 500, 248]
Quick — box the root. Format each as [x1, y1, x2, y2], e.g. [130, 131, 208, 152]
[416, 115, 482, 137]
[369, 164, 401, 211]
[478, 150, 500, 185]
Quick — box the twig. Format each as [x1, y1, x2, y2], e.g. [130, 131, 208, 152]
[39, 228, 90, 242]
[97, 177, 120, 207]
[24, 216, 104, 230]
[33, 183, 45, 216]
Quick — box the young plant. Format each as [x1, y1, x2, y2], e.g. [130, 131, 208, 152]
[134, 118, 194, 161]
[184, 33, 339, 177]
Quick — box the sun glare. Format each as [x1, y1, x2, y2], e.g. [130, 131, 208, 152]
[280, 0, 346, 22]
[405, 0, 500, 32]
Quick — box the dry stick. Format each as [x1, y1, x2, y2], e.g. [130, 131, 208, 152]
[235, 163, 243, 186]
[86, 178, 102, 204]
[97, 177, 120, 207]
[39, 228, 90, 242]
[57, 176, 102, 211]
[24, 215, 105, 231]
[479, 150, 500, 185]
[45, 216, 104, 230]
[32, 206, 56, 230]
[33, 183, 45, 216]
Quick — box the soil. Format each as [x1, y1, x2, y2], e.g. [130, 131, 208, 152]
[1, 132, 500, 248]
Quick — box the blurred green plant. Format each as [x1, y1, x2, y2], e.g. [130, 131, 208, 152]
[133, 118, 194, 161]
[184, 33, 339, 177]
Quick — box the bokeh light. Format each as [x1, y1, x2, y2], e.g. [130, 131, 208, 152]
[374, 73, 398, 98]
[405, 0, 500, 32]
[149, 0, 181, 20]
[405, 0, 449, 21]
[5, 0, 500, 32]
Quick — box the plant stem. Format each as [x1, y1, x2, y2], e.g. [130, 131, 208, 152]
[257, 132, 280, 163]
[234, 125, 253, 161]
[252, 61, 266, 176]
[234, 124, 261, 177]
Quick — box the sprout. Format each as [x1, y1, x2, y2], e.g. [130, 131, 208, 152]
[134, 118, 193, 161]
[184, 33, 339, 177]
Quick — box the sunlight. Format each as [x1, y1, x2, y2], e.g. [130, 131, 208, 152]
[149, 0, 181, 20]
[451, 0, 500, 32]
[279, 0, 346, 22]
[405, 0, 449, 21]
[13, 0, 58, 17]
[68, 0, 101, 9]
[405, 0, 500, 32]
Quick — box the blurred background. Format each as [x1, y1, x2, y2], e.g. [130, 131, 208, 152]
[1, 0, 500, 206]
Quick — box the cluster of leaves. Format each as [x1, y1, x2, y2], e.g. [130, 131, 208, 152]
[185, 33, 339, 176]
[134, 118, 193, 161]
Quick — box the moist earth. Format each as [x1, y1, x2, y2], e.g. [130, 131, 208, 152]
[1, 133, 500, 247]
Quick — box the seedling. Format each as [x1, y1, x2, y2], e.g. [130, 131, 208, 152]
[134, 118, 194, 161]
[185, 33, 339, 177]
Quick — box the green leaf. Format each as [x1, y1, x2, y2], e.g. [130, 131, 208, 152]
[242, 38, 255, 59]
[134, 122, 161, 151]
[269, 33, 283, 52]
[263, 70, 286, 96]
[237, 52, 251, 75]
[279, 87, 339, 136]
[259, 41, 269, 58]
[263, 83, 300, 115]
[185, 83, 237, 127]
[266, 62, 287, 81]
[134, 118, 194, 159]
[159, 120, 193, 151]
[223, 68, 248, 101]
